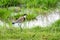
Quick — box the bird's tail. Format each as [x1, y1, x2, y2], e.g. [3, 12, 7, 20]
[12, 22, 15, 24]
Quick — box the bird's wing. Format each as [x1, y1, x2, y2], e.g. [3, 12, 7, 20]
[15, 17, 24, 23]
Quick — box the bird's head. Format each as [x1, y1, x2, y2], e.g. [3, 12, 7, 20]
[23, 14, 27, 18]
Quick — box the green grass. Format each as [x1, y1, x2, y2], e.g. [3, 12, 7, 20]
[0, 0, 59, 9]
[26, 13, 38, 21]
[0, 27, 60, 40]
[8, 7, 52, 21]
[0, 20, 60, 40]
[0, 0, 60, 40]
[0, 8, 11, 21]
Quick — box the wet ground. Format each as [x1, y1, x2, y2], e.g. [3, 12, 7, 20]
[0, 9, 60, 28]
[13, 9, 60, 28]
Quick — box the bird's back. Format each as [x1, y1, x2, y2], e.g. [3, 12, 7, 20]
[14, 16, 25, 23]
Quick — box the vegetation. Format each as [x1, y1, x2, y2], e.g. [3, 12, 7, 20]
[0, 0, 59, 9]
[0, 0, 60, 40]
[0, 8, 11, 21]
[0, 20, 60, 40]
[0, 0, 59, 21]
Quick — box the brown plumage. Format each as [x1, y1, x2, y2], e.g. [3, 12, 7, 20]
[12, 14, 27, 24]
[15, 16, 25, 23]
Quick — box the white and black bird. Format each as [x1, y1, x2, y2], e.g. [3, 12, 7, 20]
[12, 14, 27, 32]
[12, 14, 27, 24]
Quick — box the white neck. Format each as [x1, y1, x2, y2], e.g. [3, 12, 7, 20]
[24, 16, 26, 18]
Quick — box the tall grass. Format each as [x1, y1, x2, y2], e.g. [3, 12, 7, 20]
[0, 0, 60, 39]
[26, 13, 38, 21]
[0, 0, 59, 9]
[0, 8, 11, 21]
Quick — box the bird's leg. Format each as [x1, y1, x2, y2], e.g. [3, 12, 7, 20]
[18, 23, 22, 32]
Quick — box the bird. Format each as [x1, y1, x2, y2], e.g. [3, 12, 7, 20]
[12, 14, 27, 24]
[12, 14, 27, 32]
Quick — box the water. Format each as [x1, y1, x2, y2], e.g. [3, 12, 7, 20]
[0, 9, 60, 28]
[13, 9, 60, 28]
